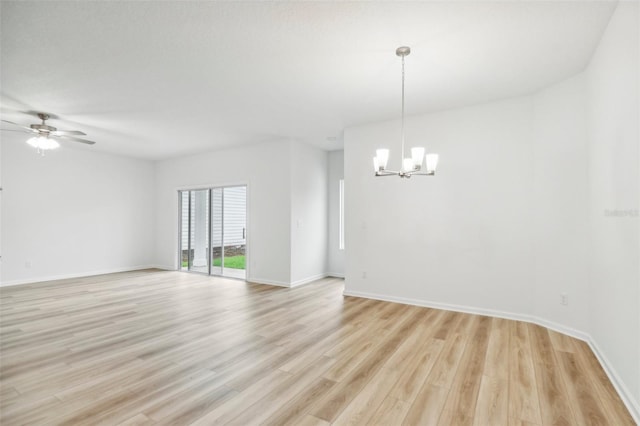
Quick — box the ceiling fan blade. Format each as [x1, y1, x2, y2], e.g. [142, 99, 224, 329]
[1, 120, 37, 132]
[1, 129, 34, 134]
[52, 135, 96, 145]
[52, 130, 87, 136]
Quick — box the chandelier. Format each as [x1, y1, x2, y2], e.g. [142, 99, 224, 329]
[373, 46, 439, 178]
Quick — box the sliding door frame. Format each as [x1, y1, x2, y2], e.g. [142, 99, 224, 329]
[209, 187, 224, 277]
[176, 182, 249, 280]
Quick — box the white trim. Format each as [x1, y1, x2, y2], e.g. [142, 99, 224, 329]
[342, 289, 639, 423]
[175, 180, 250, 192]
[327, 272, 345, 278]
[290, 273, 328, 288]
[247, 277, 291, 287]
[248, 273, 333, 288]
[343, 290, 535, 329]
[588, 338, 640, 423]
[339, 179, 345, 250]
[151, 264, 175, 271]
[0, 265, 157, 287]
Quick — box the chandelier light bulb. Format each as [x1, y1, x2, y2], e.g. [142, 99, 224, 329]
[375, 149, 389, 170]
[426, 153, 439, 173]
[411, 147, 425, 169]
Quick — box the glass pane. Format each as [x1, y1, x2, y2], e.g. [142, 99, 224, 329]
[180, 191, 189, 271]
[222, 186, 246, 279]
[339, 179, 345, 250]
[188, 189, 210, 273]
[211, 188, 223, 276]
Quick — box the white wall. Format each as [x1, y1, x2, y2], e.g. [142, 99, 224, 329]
[327, 150, 345, 277]
[344, 96, 535, 316]
[586, 0, 639, 410]
[0, 135, 3, 281]
[154, 140, 292, 285]
[3, 135, 331, 288]
[531, 73, 590, 333]
[343, 3, 639, 416]
[155, 139, 330, 287]
[290, 142, 328, 285]
[1, 134, 155, 286]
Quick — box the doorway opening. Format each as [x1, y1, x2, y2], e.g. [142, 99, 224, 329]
[179, 185, 247, 280]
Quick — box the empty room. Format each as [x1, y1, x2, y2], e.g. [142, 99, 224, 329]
[0, 1, 638, 425]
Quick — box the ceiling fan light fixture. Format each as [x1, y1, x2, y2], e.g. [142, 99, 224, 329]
[1, 112, 95, 154]
[26, 135, 60, 154]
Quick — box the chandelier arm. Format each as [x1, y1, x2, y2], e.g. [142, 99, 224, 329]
[375, 170, 401, 177]
[375, 169, 434, 178]
[406, 171, 435, 177]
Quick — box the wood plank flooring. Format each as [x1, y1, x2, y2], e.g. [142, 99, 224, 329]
[0, 270, 634, 425]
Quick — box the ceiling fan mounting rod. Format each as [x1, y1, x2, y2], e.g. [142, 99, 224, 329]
[32, 113, 55, 132]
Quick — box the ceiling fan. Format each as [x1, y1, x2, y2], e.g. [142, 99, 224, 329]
[1, 113, 96, 155]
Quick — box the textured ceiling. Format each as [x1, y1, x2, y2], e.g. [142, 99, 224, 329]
[1, 1, 616, 160]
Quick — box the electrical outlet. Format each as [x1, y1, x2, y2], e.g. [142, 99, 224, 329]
[362, 271, 367, 279]
[25, 260, 32, 269]
[561, 293, 568, 306]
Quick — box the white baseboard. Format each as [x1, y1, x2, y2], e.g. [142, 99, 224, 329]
[290, 273, 329, 288]
[150, 264, 175, 271]
[588, 337, 640, 423]
[0, 265, 158, 288]
[247, 277, 291, 287]
[343, 289, 639, 423]
[344, 289, 537, 330]
[145, 268, 336, 289]
[326, 272, 345, 278]
[249, 273, 335, 288]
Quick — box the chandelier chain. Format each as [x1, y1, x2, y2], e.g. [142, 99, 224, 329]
[401, 53, 405, 160]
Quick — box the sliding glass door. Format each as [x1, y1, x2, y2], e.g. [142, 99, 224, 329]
[179, 186, 246, 279]
[180, 189, 210, 273]
[220, 186, 247, 279]
[211, 188, 223, 276]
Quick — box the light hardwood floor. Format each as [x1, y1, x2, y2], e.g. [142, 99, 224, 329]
[0, 270, 634, 425]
